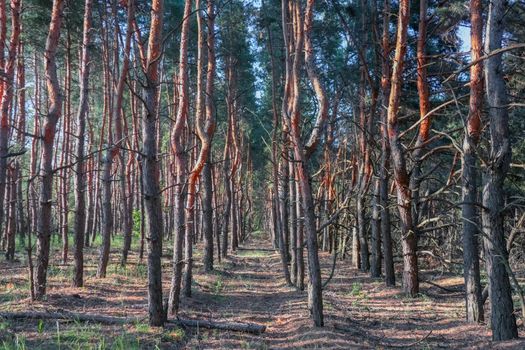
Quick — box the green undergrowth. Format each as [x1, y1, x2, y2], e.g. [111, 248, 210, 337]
[236, 249, 273, 258]
[0, 319, 185, 350]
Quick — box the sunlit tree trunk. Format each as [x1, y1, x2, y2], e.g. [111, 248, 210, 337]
[0, 0, 21, 248]
[184, 0, 216, 294]
[34, 0, 65, 300]
[386, 0, 419, 296]
[461, 0, 483, 323]
[281, 0, 327, 327]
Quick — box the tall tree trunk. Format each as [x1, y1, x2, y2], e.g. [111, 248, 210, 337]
[386, 0, 418, 297]
[15, 42, 27, 259]
[221, 139, 231, 258]
[482, 0, 518, 340]
[34, 0, 65, 300]
[141, 0, 165, 327]
[379, 0, 394, 286]
[116, 1, 135, 267]
[202, 0, 216, 272]
[461, 0, 483, 323]
[281, 0, 327, 327]
[73, 0, 93, 287]
[184, 0, 216, 294]
[97, 8, 113, 277]
[202, 160, 214, 271]
[60, 31, 72, 264]
[168, 0, 192, 316]
[0, 0, 20, 244]
[29, 51, 40, 242]
[409, 0, 431, 225]
[0, 0, 8, 238]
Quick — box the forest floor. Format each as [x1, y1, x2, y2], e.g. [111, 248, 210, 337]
[1, 233, 525, 349]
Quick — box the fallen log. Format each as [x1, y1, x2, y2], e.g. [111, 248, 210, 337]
[0, 310, 137, 324]
[169, 318, 266, 335]
[0, 311, 266, 335]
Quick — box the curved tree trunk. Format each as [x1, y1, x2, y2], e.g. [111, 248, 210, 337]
[386, 0, 419, 297]
[34, 0, 65, 300]
[168, 0, 192, 316]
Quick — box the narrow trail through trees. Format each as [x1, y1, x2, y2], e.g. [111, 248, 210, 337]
[182, 237, 525, 349]
[2, 234, 525, 348]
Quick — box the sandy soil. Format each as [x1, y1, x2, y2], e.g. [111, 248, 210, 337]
[1, 236, 525, 349]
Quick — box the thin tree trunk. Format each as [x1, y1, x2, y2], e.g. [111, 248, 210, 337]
[73, 0, 93, 287]
[370, 178, 381, 278]
[15, 42, 27, 260]
[289, 159, 297, 285]
[379, 0, 394, 287]
[461, 0, 483, 323]
[6, 168, 15, 260]
[184, 0, 216, 294]
[0, 0, 9, 238]
[296, 170, 305, 291]
[0, 0, 20, 244]
[278, 155, 291, 285]
[168, 0, 192, 316]
[34, 0, 65, 300]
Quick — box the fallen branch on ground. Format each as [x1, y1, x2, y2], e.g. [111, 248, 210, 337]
[0, 311, 266, 334]
[421, 280, 461, 293]
[385, 330, 433, 348]
[168, 318, 266, 334]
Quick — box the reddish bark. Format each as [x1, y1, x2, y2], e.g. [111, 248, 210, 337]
[461, 0, 483, 323]
[0, 0, 21, 243]
[386, 0, 419, 297]
[184, 0, 216, 295]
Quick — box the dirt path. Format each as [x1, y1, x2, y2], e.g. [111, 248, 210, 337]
[180, 238, 525, 349]
[2, 235, 525, 349]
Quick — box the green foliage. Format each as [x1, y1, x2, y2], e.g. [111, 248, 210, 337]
[37, 320, 45, 334]
[213, 275, 224, 295]
[350, 282, 363, 297]
[2, 335, 27, 350]
[237, 249, 272, 258]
